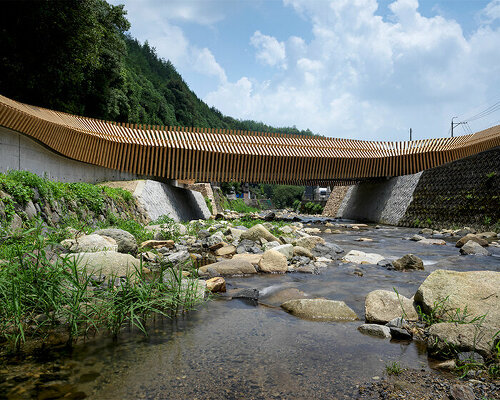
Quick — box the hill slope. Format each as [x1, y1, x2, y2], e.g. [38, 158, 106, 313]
[0, 0, 315, 136]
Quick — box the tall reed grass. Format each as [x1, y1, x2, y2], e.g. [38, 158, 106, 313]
[0, 223, 205, 352]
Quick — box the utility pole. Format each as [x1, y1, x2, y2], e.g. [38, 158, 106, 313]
[451, 117, 464, 138]
[409, 128, 412, 141]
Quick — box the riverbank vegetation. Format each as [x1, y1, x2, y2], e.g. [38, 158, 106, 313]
[0, 220, 205, 354]
[219, 183, 306, 210]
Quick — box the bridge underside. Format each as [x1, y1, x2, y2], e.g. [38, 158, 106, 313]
[0, 95, 499, 185]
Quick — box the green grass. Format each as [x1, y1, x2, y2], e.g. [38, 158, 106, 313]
[0, 222, 206, 352]
[0, 170, 134, 225]
[385, 361, 403, 376]
[222, 198, 260, 213]
[415, 295, 486, 326]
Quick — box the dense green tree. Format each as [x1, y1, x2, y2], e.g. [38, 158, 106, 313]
[0, 0, 319, 137]
[271, 185, 305, 208]
[0, 0, 130, 119]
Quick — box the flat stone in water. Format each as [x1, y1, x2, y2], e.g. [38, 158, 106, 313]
[358, 324, 391, 339]
[78, 372, 100, 384]
[281, 299, 358, 321]
[259, 288, 310, 307]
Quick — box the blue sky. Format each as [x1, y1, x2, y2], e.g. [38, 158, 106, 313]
[110, 0, 500, 141]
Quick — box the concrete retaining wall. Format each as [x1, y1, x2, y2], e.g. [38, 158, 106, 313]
[0, 126, 139, 183]
[1, 126, 211, 222]
[322, 185, 351, 217]
[399, 147, 499, 229]
[337, 173, 423, 225]
[334, 147, 499, 229]
[133, 180, 211, 222]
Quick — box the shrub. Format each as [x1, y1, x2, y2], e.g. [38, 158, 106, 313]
[223, 198, 259, 214]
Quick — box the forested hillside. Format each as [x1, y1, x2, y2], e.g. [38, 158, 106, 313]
[0, 0, 316, 136]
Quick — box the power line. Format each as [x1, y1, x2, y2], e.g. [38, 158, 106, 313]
[467, 104, 500, 122]
[462, 100, 500, 122]
[451, 98, 500, 137]
[456, 96, 500, 120]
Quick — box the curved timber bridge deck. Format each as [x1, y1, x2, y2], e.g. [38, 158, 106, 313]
[0, 94, 499, 185]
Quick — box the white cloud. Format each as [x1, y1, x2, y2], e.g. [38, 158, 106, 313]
[480, 0, 500, 24]
[250, 31, 287, 68]
[109, 0, 228, 86]
[192, 48, 227, 83]
[205, 0, 500, 140]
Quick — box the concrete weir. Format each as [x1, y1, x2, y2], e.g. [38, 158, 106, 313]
[0, 126, 211, 222]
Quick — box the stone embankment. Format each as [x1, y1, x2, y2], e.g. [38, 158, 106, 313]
[325, 147, 500, 231]
[0, 185, 149, 232]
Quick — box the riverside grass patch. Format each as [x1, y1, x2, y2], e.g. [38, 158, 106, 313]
[0, 223, 206, 353]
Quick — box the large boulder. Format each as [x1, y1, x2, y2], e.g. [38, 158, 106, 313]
[94, 228, 137, 253]
[426, 323, 498, 358]
[295, 235, 326, 250]
[343, 250, 384, 265]
[69, 251, 140, 279]
[198, 260, 257, 276]
[414, 270, 500, 327]
[61, 234, 118, 253]
[293, 246, 314, 259]
[365, 290, 418, 323]
[258, 249, 288, 273]
[240, 224, 280, 243]
[231, 253, 262, 265]
[312, 242, 344, 259]
[455, 234, 488, 248]
[272, 244, 294, 260]
[281, 299, 358, 321]
[392, 254, 424, 271]
[459, 240, 491, 256]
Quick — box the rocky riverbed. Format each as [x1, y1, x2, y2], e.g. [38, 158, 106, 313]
[1, 215, 499, 399]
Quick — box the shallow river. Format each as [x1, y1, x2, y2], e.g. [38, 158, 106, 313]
[2, 222, 499, 399]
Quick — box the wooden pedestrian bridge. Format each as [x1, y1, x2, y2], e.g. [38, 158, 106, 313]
[1, 94, 499, 185]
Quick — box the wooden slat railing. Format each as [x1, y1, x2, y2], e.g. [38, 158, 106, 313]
[0, 94, 499, 185]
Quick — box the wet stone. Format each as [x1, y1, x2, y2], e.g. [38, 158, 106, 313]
[377, 259, 393, 269]
[389, 327, 412, 340]
[457, 352, 484, 364]
[226, 288, 259, 303]
[78, 371, 100, 384]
